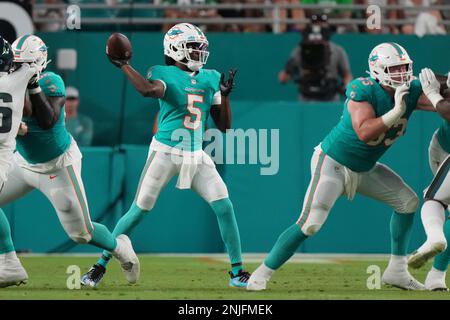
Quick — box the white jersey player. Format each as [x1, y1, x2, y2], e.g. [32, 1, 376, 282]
[0, 36, 36, 186]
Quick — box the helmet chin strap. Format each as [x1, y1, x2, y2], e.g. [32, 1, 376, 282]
[187, 61, 203, 72]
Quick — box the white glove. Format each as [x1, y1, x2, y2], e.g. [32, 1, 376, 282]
[381, 83, 409, 128]
[419, 68, 443, 108]
[17, 122, 28, 137]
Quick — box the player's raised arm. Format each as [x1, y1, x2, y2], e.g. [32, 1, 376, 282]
[419, 68, 450, 121]
[106, 33, 164, 99]
[348, 84, 408, 143]
[27, 72, 64, 130]
[121, 64, 165, 99]
[210, 69, 236, 132]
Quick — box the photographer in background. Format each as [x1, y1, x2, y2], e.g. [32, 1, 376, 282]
[64, 87, 94, 146]
[278, 14, 352, 102]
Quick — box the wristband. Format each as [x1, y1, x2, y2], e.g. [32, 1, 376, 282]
[381, 108, 402, 128]
[427, 91, 444, 108]
[28, 86, 42, 95]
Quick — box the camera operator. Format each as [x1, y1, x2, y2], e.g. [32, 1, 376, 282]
[278, 14, 352, 102]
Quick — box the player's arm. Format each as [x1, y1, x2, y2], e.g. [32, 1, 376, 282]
[349, 84, 409, 143]
[107, 54, 164, 99]
[210, 69, 236, 132]
[416, 93, 436, 111]
[435, 97, 450, 122]
[416, 73, 449, 111]
[27, 77, 64, 130]
[121, 64, 165, 99]
[210, 97, 231, 133]
[419, 68, 450, 120]
[435, 73, 449, 92]
[348, 101, 391, 143]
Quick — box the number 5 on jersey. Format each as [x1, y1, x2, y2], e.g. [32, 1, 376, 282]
[183, 94, 203, 130]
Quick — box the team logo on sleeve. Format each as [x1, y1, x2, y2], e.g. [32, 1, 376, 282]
[48, 84, 57, 93]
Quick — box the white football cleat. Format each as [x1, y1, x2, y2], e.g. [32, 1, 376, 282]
[246, 263, 275, 291]
[408, 240, 447, 269]
[247, 273, 269, 291]
[0, 253, 28, 288]
[382, 268, 425, 290]
[112, 235, 140, 284]
[425, 268, 449, 291]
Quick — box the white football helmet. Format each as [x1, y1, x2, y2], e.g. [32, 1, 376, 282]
[368, 42, 413, 89]
[163, 23, 209, 72]
[11, 35, 49, 73]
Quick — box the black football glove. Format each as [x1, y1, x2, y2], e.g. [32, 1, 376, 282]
[27, 73, 39, 90]
[107, 54, 129, 69]
[220, 68, 237, 97]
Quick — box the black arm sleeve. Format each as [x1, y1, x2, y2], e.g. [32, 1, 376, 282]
[29, 92, 63, 130]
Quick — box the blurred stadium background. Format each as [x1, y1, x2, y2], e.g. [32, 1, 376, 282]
[0, 0, 449, 257]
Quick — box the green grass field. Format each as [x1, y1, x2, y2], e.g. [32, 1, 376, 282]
[1, 255, 450, 300]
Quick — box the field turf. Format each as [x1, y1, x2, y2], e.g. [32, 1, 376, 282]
[1, 255, 450, 300]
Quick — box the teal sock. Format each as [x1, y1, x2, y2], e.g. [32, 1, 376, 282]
[390, 211, 415, 256]
[96, 202, 148, 267]
[210, 198, 243, 268]
[433, 219, 450, 271]
[231, 263, 243, 276]
[265, 223, 308, 270]
[89, 222, 117, 252]
[0, 209, 14, 254]
[97, 254, 111, 268]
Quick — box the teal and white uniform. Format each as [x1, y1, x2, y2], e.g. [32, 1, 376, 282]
[134, 65, 227, 211]
[0, 71, 96, 244]
[322, 77, 422, 172]
[148, 65, 221, 151]
[16, 71, 72, 165]
[295, 77, 421, 236]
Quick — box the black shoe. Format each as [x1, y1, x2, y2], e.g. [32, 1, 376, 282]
[228, 270, 251, 288]
[80, 264, 106, 287]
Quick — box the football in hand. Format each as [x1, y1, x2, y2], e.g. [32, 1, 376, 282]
[106, 33, 132, 61]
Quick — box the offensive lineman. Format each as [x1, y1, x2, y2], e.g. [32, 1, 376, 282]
[248, 42, 438, 291]
[81, 23, 250, 288]
[0, 35, 139, 288]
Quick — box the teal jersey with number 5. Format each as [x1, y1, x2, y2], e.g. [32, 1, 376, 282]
[147, 65, 221, 151]
[16, 71, 72, 164]
[321, 77, 422, 172]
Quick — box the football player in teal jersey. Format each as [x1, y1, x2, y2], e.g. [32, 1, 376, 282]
[0, 35, 139, 288]
[248, 42, 440, 291]
[81, 23, 250, 288]
[407, 68, 450, 291]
